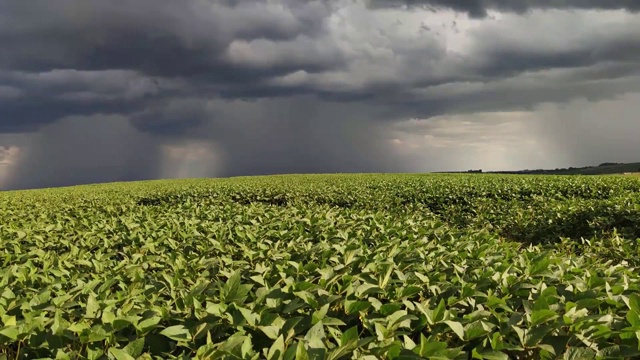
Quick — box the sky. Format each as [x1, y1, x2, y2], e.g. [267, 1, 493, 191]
[1, 0, 640, 190]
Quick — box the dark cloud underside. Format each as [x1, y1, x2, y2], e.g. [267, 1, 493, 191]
[0, 0, 639, 189]
[368, 0, 640, 18]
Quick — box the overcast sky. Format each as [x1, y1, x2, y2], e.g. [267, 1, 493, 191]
[1, 0, 640, 190]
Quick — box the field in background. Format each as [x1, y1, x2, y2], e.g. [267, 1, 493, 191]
[2, 174, 640, 359]
[484, 162, 640, 176]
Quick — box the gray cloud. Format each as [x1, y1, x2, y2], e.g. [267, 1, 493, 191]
[465, 11, 640, 78]
[0, 146, 11, 163]
[198, 97, 407, 177]
[367, 0, 640, 18]
[0, 69, 182, 132]
[0, 0, 335, 76]
[125, 95, 409, 176]
[1, 0, 640, 189]
[2, 115, 165, 190]
[390, 93, 640, 172]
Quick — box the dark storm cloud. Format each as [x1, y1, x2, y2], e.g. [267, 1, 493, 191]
[0, 69, 179, 132]
[122, 95, 409, 177]
[368, 0, 640, 18]
[196, 97, 407, 177]
[2, 0, 638, 132]
[128, 98, 213, 136]
[1, 97, 410, 190]
[0, 0, 343, 132]
[1, 0, 640, 189]
[0, 0, 338, 77]
[465, 17, 640, 79]
[2, 116, 165, 190]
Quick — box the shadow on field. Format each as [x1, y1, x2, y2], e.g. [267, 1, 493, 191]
[137, 197, 164, 206]
[136, 187, 640, 246]
[426, 198, 640, 244]
[499, 205, 640, 244]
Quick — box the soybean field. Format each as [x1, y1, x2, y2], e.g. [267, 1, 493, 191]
[2, 174, 640, 359]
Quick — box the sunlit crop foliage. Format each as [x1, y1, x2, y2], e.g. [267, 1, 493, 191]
[1, 174, 640, 359]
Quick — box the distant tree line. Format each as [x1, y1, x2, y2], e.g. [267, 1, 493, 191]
[598, 162, 623, 167]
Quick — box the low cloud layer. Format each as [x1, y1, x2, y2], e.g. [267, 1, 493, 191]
[1, 0, 639, 189]
[368, 0, 640, 18]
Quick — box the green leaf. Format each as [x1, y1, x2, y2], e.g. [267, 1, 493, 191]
[67, 321, 90, 333]
[51, 311, 69, 335]
[629, 294, 640, 313]
[137, 316, 162, 333]
[237, 306, 259, 326]
[205, 303, 227, 317]
[345, 300, 371, 315]
[113, 316, 139, 331]
[283, 317, 304, 341]
[86, 324, 109, 343]
[218, 333, 249, 354]
[267, 335, 285, 360]
[465, 321, 489, 340]
[341, 326, 359, 346]
[196, 343, 216, 359]
[444, 320, 465, 340]
[305, 321, 326, 350]
[512, 326, 526, 347]
[55, 349, 71, 360]
[160, 325, 191, 342]
[432, 299, 446, 323]
[312, 303, 330, 324]
[86, 345, 104, 360]
[538, 344, 556, 355]
[1, 315, 16, 326]
[525, 325, 554, 347]
[529, 255, 550, 276]
[355, 283, 383, 297]
[477, 350, 508, 360]
[108, 348, 135, 360]
[414, 335, 447, 357]
[380, 303, 403, 316]
[627, 310, 640, 327]
[598, 345, 640, 359]
[400, 286, 422, 299]
[328, 341, 359, 360]
[295, 340, 310, 360]
[283, 343, 298, 360]
[576, 298, 601, 310]
[531, 309, 558, 326]
[0, 326, 19, 340]
[322, 317, 346, 326]
[101, 310, 116, 324]
[564, 347, 596, 360]
[124, 338, 145, 358]
[294, 291, 319, 309]
[85, 293, 100, 319]
[222, 271, 252, 305]
[260, 325, 282, 340]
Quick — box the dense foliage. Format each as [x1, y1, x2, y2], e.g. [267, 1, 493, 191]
[1, 174, 640, 359]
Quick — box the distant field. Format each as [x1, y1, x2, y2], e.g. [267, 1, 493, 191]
[555, 162, 640, 175]
[486, 162, 640, 175]
[2, 174, 640, 359]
